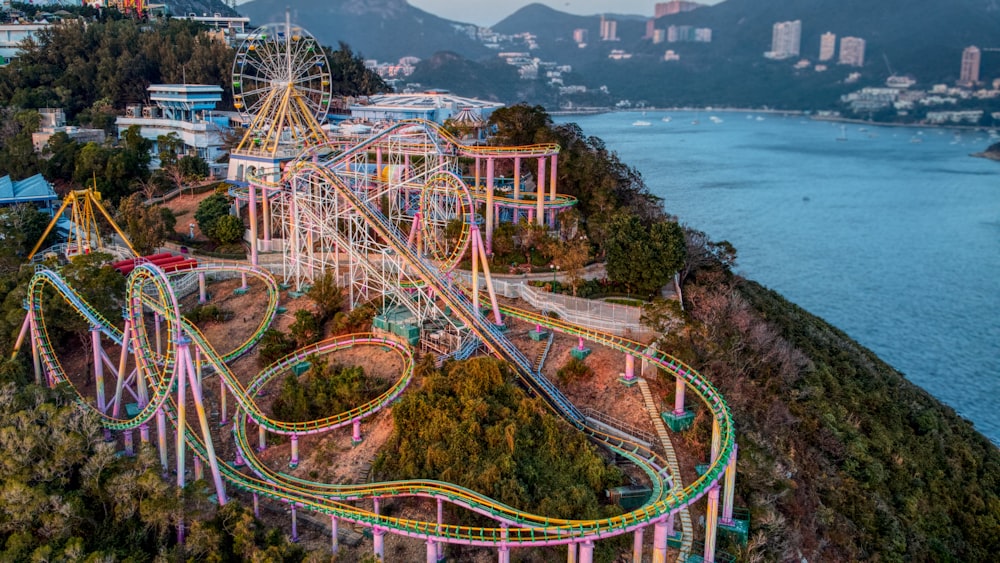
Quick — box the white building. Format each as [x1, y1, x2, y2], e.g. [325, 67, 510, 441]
[838, 37, 866, 67]
[172, 13, 250, 48]
[115, 84, 230, 177]
[819, 32, 836, 62]
[766, 20, 801, 60]
[31, 108, 105, 152]
[599, 15, 618, 41]
[347, 90, 503, 126]
[0, 22, 49, 62]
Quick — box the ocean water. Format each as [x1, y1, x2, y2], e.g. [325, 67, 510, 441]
[557, 111, 1000, 443]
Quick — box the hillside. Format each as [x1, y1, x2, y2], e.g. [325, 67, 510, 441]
[671, 262, 1000, 561]
[164, 0, 237, 17]
[235, 0, 488, 61]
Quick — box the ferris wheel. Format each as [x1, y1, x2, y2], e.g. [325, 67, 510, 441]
[231, 20, 332, 125]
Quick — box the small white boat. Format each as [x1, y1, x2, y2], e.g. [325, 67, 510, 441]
[709, 116, 723, 124]
[632, 120, 652, 127]
[661, 116, 672, 123]
[755, 116, 765, 121]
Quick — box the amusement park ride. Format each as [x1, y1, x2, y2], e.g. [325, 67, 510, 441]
[12, 16, 744, 563]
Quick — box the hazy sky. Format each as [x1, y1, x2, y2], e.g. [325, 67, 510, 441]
[408, 0, 723, 27]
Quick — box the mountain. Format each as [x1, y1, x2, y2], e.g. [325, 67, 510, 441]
[235, 0, 489, 62]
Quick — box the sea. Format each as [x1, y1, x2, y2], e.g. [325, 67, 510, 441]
[556, 111, 1000, 444]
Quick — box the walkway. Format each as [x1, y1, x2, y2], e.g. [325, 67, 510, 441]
[637, 377, 693, 560]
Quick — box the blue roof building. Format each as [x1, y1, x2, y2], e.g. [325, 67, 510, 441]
[0, 173, 59, 215]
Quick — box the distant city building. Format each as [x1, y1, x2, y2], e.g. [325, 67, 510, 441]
[886, 75, 916, 89]
[766, 20, 801, 60]
[116, 84, 230, 177]
[645, 18, 656, 39]
[172, 13, 250, 48]
[666, 25, 708, 43]
[599, 15, 618, 41]
[926, 110, 984, 124]
[819, 32, 836, 62]
[838, 37, 866, 67]
[654, 1, 702, 17]
[664, 50, 680, 61]
[607, 49, 632, 60]
[573, 28, 588, 45]
[960, 46, 981, 86]
[652, 29, 666, 44]
[31, 108, 105, 153]
[348, 91, 503, 128]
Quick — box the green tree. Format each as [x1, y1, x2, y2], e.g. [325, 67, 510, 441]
[116, 193, 170, 255]
[307, 269, 344, 324]
[194, 193, 232, 241]
[605, 214, 686, 295]
[212, 214, 244, 245]
[488, 103, 552, 146]
[289, 309, 320, 348]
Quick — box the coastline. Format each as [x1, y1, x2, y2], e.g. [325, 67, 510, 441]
[971, 151, 1000, 161]
[551, 106, 999, 133]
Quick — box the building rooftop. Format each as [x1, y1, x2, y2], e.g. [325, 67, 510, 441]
[0, 173, 58, 205]
[354, 91, 503, 112]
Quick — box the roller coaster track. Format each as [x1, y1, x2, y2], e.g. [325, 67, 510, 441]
[23, 120, 736, 553]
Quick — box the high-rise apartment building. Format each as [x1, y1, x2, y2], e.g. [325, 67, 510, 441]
[768, 20, 801, 59]
[573, 28, 588, 45]
[652, 29, 666, 44]
[819, 32, 836, 62]
[645, 18, 656, 39]
[838, 37, 865, 67]
[600, 15, 618, 41]
[654, 1, 702, 18]
[960, 46, 981, 86]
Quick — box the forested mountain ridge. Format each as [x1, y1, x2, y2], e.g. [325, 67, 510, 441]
[237, 0, 489, 61]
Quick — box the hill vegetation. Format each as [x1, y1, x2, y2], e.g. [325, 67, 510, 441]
[374, 356, 625, 521]
[656, 246, 1000, 561]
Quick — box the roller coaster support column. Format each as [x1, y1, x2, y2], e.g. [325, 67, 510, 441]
[426, 539, 437, 563]
[29, 315, 42, 385]
[376, 147, 382, 182]
[536, 157, 546, 226]
[711, 415, 721, 463]
[373, 528, 385, 560]
[549, 154, 558, 228]
[475, 157, 481, 188]
[291, 503, 299, 542]
[632, 526, 644, 563]
[352, 419, 362, 445]
[241, 272, 248, 291]
[721, 443, 738, 525]
[156, 408, 168, 473]
[263, 188, 272, 250]
[175, 338, 189, 490]
[123, 430, 134, 456]
[578, 540, 594, 563]
[179, 336, 227, 504]
[567, 542, 577, 563]
[513, 156, 521, 223]
[436, 498, 444, 560]
[259, 425, 267, 451]
[499, 524, 509, 563]
[154, 313, 162, 356]
[252, 493, 259, 517]
[219, 378, 228, 425]
[625, 354, 635, 379]
[471, 226, 504, 324]
[248, 182, 259, 266]
[199, 272, 207, 303]
[194, 456, 203, 481]
[331, 516, 339, 555]
[704, 485, 720, 562]
[289, 435, 299, 468]
[675, 377, 686, 414]
[652, 518, 670, 563]
[90, 326, 106, 412]
[486, 157, 495, 253]
[112, 314, 132, 418]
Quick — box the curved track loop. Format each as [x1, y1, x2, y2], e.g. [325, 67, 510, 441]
[27, 120, 735, 549]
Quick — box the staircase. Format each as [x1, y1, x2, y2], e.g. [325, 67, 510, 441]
[637, 377, 694, 559]
[533, 331, 555, 373]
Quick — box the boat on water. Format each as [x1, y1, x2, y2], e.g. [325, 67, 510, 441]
[709, 116, 723, 124]
[632, 120, 652, 127]
[836, 125, 848, 141]
[755, 116, 765, 121]
[661, 116, 672, 123]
